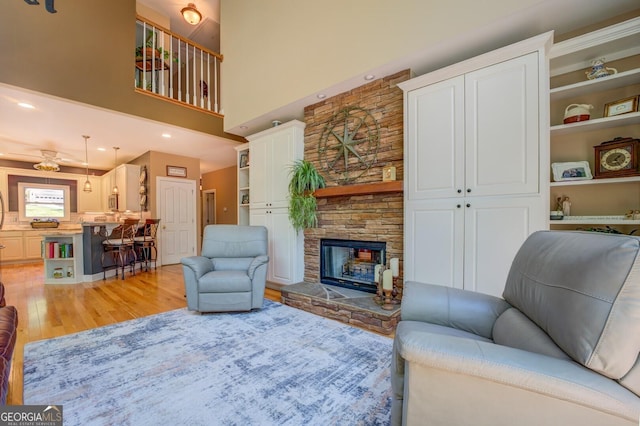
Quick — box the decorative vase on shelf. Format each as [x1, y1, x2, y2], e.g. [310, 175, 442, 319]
[585, 58, 618, 80]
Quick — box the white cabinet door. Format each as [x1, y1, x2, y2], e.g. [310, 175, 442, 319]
[269, 208, 303, 284]
[249, 123, 303, 210]
[465, 52, 539, 197]
[463, 196, 544, 297]
[404, 199, 465, 289]
[406, 196, 544, 298]
[406, 76, 465, 201]
[249, 207, 303, 285]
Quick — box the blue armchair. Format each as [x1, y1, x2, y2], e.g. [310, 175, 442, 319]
[181, 225, 269, 313]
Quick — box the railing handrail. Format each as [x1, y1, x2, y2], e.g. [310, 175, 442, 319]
[136, 14, 223, 62]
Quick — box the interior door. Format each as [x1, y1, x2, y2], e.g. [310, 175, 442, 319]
[157, 177, 197, 265]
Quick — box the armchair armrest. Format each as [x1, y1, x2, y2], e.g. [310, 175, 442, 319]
[397, 331, 640, 423]
[247, 255, 269, 280]
[180, 256, 214, 280]
[401, 281, 511, 339]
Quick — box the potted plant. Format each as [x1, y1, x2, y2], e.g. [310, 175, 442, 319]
[288, 159, 326, 232]
[135, 29, 171, 61]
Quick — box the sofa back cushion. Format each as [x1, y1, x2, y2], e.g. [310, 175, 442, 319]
[202, 225, 268, 259]
[502, 231, 640, 382]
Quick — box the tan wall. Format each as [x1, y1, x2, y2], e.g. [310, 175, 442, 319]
[201, 166, 238, 225]
[0, 1, 243, 142]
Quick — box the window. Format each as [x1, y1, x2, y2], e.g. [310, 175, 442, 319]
[18, 183, 70, 222]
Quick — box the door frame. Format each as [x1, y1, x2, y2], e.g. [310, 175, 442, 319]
[201, 189, 216, 235]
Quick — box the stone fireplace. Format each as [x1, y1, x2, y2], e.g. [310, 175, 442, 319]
[280, 70, 410, 335]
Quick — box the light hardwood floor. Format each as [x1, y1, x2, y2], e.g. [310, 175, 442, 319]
[1, 261, 281, 405]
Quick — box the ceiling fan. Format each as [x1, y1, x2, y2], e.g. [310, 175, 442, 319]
[7, 149, 77, 172]
[33, 150, 62, 172]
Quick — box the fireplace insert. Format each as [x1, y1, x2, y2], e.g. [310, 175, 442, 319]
[320, 239, 386, 293]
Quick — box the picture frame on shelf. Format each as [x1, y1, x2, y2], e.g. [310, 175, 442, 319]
[166, 165, 187, 178]
[239, 154, 249, 168]
[603, 95, 639, 117]
[551, 161, 593, 182]
[241, 194, 249, 204]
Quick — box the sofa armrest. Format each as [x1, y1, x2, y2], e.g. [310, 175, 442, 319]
[401, 281, 511, 339]
[180, 256, 214, 280]
[397, 331, 640, 423]
[248, 255, 269, 280]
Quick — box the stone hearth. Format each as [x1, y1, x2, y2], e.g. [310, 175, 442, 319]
[281, 282, 400, 335]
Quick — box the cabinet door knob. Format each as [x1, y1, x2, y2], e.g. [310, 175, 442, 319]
[456, 204, 461, 208]
[467, 189, 471, 193]
[457, 189, 462, 193]
[466, 203, 471, 208]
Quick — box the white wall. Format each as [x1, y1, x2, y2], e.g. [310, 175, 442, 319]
[220, 0, 639, 133]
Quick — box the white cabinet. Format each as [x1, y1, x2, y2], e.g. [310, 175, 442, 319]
[548, 17, 640, 230]
[405, 52, 540, 201]
[250, 208, 303, 285]
[101, 164, 141, 211]
[0, 231, 25, 262]
[405, 197, 543, 297]
[400, 33, 551, 297]
[247, 120, 305, 285]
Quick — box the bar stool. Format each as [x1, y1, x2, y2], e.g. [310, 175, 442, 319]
[101, 219, 139, 280]
[134, 219, 160, 271]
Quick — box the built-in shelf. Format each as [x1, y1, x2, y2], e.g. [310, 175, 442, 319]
[314, 181, 403, 198]
[550, 175, 640, 187]
[549, 68, 640, 101]
[550, 111, 640, 135]
[550, 216, 640, 225]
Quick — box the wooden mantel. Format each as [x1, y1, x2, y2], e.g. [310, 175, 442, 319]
[314, 181, 403, 198]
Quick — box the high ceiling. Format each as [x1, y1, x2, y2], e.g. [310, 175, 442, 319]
[0, 0, 230, 175]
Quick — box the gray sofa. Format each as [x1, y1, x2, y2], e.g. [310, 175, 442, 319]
[392, 230, 640, 425]
[181, 225, 268, 313]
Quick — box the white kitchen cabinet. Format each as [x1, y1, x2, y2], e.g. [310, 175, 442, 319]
[400, 32, 552, 297]
[101, 164, 141, 212]
[247, 120, 305, 286]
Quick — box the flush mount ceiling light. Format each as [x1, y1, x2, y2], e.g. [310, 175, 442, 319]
[33, 150, 60, 172]
[82, 135, 92, 193]
[181, 3, 202, 25]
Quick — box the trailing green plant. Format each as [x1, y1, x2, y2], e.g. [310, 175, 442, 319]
[288, 160, 326, 232]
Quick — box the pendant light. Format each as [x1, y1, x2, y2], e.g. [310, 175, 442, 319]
[112, 147, 120, 195]
[181, 3, 202, 25]
[82, 135, 92, 192]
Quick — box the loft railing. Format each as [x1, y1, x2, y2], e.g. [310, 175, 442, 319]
[135, 16, 222, 115]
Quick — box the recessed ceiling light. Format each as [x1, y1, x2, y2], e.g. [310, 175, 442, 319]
[364, 74, 375, 81]
[317, 94, 327, 99]
[162, 133, 172, 138]
[97, 147, 106, 152]
[239, 125, 248, 130]
[18, 102, 35, 109]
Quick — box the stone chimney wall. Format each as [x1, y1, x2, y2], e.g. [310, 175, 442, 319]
[302, 69, 410, 296]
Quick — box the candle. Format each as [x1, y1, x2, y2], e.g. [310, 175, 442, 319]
[390, 258, 399, 277]
[374, 264, 382, 283]
[382, 269, 393, 290]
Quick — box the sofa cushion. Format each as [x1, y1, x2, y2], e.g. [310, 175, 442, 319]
[619, 355, 640, 397]
[503, 231, 640, 380]
[493, 308, 571, 361]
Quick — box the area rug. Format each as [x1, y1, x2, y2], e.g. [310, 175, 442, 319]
[23, 300, 393, 425]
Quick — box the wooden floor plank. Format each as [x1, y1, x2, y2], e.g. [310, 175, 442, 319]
[2, 261, 282, 405]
